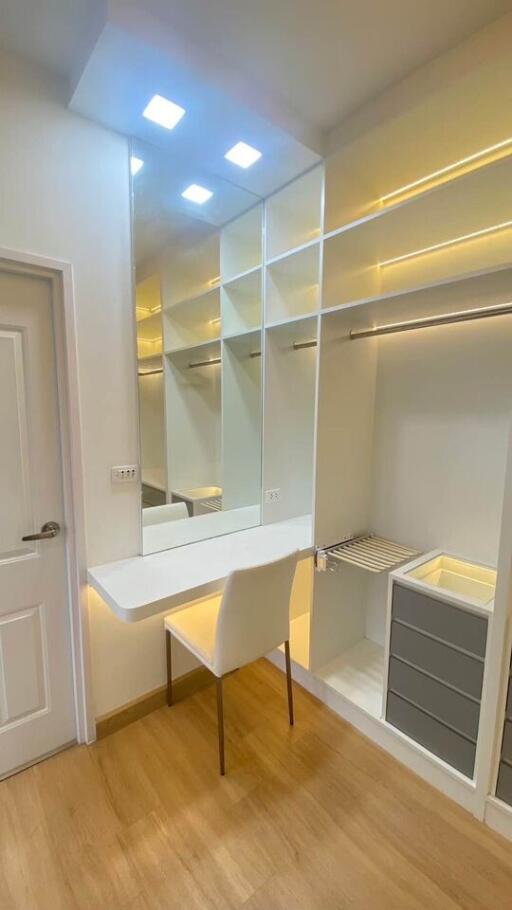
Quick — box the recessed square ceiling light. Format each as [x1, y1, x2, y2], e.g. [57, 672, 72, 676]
[225, 141, 262, 168]
[181, 184, 213, 204]
[143, 94, 186, 130]
[130, 156, 144, 176]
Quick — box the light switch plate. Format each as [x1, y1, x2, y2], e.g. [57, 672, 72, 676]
[111, 464, 139, 484]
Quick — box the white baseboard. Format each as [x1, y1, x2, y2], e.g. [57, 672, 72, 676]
[484, 796, 512, 841]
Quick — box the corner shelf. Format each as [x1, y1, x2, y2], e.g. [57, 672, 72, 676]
[322, 155, 512, 308]
[266, 242, 320, 324]
[221, 267, 262, 336]
[220, 204, 263, 283]
[163, 288, 220, 351]
[266, 166, 323, 261]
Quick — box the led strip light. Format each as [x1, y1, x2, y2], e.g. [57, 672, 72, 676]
[381, 137, 512, 205]
[379, 220, 512, 268]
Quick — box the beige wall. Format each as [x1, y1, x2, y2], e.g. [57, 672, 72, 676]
[0, 50, 147, 717]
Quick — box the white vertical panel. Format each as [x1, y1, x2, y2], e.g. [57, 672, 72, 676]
[0, 329, 33, 560]
[0, 605, 47, 727]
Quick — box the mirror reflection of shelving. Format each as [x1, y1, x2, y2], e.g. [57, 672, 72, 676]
[262, 315, 318, 526]
[142, 202, 266, 551]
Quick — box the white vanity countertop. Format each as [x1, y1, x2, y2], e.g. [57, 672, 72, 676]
[88, 514, 313, 623]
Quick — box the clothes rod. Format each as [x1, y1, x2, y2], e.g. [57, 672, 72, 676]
[349, 302, 512, 340]
[138, 368, 163, 376]
[189, 357, 222, 369]
[292, 340, 317, 351]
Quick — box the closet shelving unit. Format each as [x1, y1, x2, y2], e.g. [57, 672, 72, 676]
[143, 58, 512, 833]
[159, 204, 265, 530]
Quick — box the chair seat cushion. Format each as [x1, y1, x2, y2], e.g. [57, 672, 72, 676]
[164, 594, 223, 672]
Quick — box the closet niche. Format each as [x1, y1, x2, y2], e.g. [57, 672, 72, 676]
[311, 268, 512, 777]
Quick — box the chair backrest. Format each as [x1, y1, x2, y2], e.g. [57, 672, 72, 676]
[213, 550, 299, 676]
[142, 502, 188, 526]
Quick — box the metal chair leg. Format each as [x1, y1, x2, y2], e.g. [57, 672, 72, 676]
[166, 629, 173, 707]
[284, 640, 294, 726]
[216, 676, 225, 775]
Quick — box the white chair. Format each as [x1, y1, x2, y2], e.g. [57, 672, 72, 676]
[143, 501, 188, 526]
[164, 550, 299, 774]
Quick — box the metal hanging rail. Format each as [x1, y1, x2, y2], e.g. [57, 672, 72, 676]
[188, 357, 222, 369]
[138, 367, 163, 377]
[349, 301, 512, 340]
[292, 339, 317, 351]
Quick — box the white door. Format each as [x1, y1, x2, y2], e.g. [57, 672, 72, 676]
[0, 267, 75, 778]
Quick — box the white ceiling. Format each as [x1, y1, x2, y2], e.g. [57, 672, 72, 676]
[1, 0, 511, 133]
[3, 0, 511, 267]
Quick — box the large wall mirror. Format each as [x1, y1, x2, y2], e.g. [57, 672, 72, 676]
[132, 141, 264, 553]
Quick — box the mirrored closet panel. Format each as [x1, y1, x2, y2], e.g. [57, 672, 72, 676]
[132, 141, 265, 553]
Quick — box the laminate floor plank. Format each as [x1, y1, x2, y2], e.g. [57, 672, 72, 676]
[1, 660, 511, 910]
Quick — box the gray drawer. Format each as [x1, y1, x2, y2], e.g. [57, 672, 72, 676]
[390, 621, 484, 700]
[501, 719, 512, 764]
[496, 760, 512, 807]
[506, 674, 512, 720]
[392, 584, 488, 658]
[387, 691, 476, 778]
[388, 657, 480, 742]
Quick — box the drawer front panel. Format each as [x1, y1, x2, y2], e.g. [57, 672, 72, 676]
[392, 583, 488, 658]
[501, 719, 512, 764]
[506, 673, 512, 719]
[390, 621, 484, 699]
[496, 760, 512, 807]
[388, 657, 480, 741]
[386, 691, 476, 778]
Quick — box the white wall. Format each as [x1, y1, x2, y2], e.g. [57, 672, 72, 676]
[139, 372, 166, 481]
[0, 50, 177, 718]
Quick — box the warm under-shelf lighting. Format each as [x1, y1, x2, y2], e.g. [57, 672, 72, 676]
[209, 276, 221, 287]
[379, 220, 512, 268]
[349, 301, 512, 340]
[381, 137, 512, 205]
[209, 317, 221, 326]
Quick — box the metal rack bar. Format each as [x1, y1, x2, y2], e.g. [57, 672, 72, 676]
[324, 534, 418, 574]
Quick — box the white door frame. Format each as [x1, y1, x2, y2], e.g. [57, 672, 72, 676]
[0, 245, 94, 745]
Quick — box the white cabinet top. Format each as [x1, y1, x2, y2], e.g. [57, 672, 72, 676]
[88, 515, 313, 622]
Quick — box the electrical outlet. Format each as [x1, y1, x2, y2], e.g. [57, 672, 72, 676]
[111, 464, 139, 484]
[264, 488, 281, 503]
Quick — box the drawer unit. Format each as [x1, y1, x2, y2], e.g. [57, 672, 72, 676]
[388, 657, 480, 741]
[387, 691, 477, 778]
[495, 652, 512, 807]
[391, 583, 488, 657]
[389, 621, 484, 699]
[386, 582, 489, 778]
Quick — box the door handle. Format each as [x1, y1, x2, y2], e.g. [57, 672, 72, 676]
[22, 521, 61, 541]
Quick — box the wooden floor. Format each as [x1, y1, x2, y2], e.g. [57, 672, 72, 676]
[1, 661, 511, 910]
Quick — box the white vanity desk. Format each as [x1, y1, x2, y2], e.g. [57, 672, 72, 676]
[88, 515, 313, 623]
